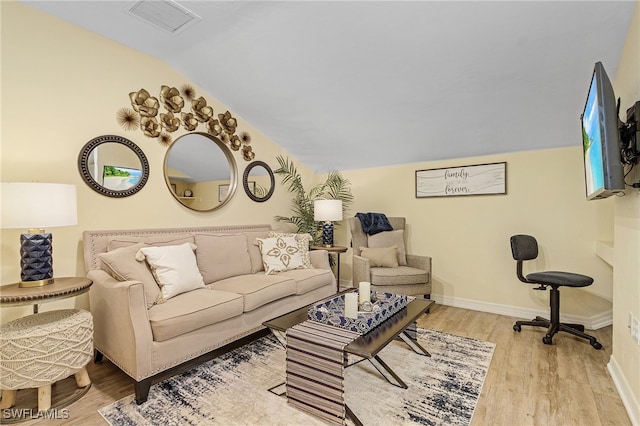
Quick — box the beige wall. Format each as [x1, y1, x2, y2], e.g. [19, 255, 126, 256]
[0, 2, 314, 322]
[611, 0, 640, 419]
[340, 147, 615, 311]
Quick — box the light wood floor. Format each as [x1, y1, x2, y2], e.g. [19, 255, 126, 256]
[5, 304, 631, 425]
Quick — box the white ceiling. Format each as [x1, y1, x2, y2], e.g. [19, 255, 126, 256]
[22, 1, 636, 172]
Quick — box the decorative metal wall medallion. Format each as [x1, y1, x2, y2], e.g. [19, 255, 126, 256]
[118, 85, 255, 161]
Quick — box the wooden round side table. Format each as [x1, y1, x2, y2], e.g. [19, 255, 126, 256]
[0, 277, 93, 423]
[0, 277, 92, 314]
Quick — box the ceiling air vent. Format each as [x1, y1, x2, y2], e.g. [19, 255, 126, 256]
[127, 0, 201, 35]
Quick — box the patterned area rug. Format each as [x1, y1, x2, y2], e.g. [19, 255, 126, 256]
[99, 328, 495, 425]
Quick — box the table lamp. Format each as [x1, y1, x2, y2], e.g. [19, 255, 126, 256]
[1, 183, 78, 287]
[314, 199, 342, 247]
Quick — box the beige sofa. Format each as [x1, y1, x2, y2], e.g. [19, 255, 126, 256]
[82, 224, 335, 404]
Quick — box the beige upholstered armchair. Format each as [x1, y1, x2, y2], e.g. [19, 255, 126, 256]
[348, 216, 431, 299]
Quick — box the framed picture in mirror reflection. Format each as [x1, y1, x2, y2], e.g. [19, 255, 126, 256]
[220, 182, 253, 201]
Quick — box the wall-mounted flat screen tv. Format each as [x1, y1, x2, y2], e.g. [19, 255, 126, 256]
[581, 62, 625, 200]
[102, 165, 142, 191]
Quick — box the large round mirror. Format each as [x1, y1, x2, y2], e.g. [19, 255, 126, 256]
[243, 161, 275, 202]
[164, 132, 237, 211]
[78, 135, 149, 198]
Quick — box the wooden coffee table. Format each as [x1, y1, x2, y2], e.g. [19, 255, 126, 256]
[263, 294, 434, 425]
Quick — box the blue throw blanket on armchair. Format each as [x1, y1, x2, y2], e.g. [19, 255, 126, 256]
[355, 212, 393, 235]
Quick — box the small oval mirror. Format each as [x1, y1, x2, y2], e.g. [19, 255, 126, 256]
[164, 132, 237, 211]
[243, 161, 275, 202]
[78, 135, 149, 198]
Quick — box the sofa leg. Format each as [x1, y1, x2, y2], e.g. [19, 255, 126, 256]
[424, 294, 431, 313]
[94, 350, 104, 364]
[135, 378, 152, 405]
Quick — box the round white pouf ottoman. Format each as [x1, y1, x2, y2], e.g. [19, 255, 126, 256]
[0, 309, 93, 411]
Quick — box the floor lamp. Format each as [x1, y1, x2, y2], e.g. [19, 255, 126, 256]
[314, 199, 342, 247]
[1, 183, 78, 287]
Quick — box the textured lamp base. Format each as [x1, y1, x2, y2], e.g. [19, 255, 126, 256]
[19, 232, 55, 288]
[321, 222, 334, 247]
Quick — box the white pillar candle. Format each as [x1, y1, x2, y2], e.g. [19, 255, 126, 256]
[344, 293, 358, 319]
[359, 281, 370, 304]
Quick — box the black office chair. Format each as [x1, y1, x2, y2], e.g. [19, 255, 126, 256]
[510, 235, 602, 349]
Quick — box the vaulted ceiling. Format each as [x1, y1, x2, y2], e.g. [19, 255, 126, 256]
[22, 1, 636, 172]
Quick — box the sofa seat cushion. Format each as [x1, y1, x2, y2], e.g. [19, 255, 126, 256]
[148, 288, 243, 342]
[277, 268, 334, 295]
[370, 266, 430, 286]
[208, 274, 296, 312]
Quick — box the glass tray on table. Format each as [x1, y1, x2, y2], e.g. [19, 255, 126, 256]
[307, 291, 410, 335]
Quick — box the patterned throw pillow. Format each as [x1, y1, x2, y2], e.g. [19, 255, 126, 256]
[268, 232, 313, 268]
[255, 236, 305, 275]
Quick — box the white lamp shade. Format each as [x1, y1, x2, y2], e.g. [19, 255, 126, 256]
[1, 183, 78, 229]
[314, 199, 343, 221]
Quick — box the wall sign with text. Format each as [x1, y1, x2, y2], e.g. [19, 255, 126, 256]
[415, 162, 507, 198]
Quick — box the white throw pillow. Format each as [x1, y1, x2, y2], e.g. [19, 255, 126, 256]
[136, 242, 205, 301]
[255, 236, 305, 275]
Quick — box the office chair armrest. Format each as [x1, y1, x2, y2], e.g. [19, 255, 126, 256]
[352, 254, 371, 285]
[406, 254, 431, 272]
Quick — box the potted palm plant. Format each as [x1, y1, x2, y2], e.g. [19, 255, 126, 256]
[274, 155, 353, 245]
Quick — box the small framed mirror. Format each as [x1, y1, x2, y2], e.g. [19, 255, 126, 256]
[243, 161, 275, 202]
[78, 135, 149, 198]
[164, 132, 237, 211]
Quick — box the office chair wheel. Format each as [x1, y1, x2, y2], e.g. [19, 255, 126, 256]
[513, 324, 521, 332]
[542, 335, 553, 345]
[591, 340, 603, 350]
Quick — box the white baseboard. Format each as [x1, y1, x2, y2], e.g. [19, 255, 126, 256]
[608, 355, 640, 425]
[431, 294, 612, 330]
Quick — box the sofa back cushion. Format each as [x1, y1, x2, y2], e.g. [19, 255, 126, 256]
[242, 230, 271, 273]
[194, 233, 252, 283]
